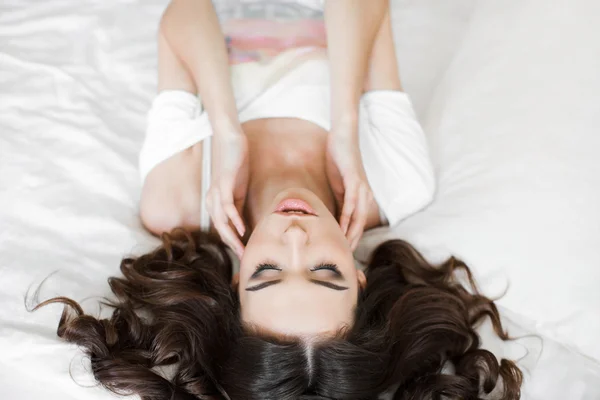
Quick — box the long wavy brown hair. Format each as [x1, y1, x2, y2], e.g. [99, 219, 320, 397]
[35, 229, 522, 400]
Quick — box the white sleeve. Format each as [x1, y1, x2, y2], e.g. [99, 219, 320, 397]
[358, 90, 435, 226]
[139, 90, 212, 183]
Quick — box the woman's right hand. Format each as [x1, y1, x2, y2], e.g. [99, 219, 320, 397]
[326, 122, 374, 251]
[206, 127, 249, 258]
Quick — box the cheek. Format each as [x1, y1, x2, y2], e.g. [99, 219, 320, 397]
[239, 225, 273, 274]
[318, 211, 345, 236]
[321, 219, 351, 248]
[244, 218, 272, 248]
[318, 223, 356, 271]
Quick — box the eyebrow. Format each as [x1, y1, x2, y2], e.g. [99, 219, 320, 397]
[245, 279, 349, 292]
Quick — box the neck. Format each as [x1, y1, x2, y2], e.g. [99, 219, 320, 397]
[242, 119, 336, 230]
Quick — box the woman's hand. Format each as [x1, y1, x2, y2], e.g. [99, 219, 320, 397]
[206, 127, 249, 258]
[326, 122, 374, 250]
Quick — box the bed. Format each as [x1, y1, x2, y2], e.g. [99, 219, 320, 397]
[1, 0, 599, 399]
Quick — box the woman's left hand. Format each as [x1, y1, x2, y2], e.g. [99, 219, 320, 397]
[325, 122, 374, 250]
[206, 129, 249, 259]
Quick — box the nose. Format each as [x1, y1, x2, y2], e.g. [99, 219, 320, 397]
[282, 224, 309, 246]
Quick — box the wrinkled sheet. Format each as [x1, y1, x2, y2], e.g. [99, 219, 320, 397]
[0, 1, 599, 399]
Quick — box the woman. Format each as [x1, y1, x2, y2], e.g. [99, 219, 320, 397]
[38, 0, 523, 399]
[138, 0, 437, 336]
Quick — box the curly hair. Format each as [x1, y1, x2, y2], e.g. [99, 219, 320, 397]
[35, 229, 522, 400]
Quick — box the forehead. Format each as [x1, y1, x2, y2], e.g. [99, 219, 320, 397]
[241, 281, 355, 336]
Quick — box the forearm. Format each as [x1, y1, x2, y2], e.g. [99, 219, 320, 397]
[324, 0, 388, 129]
[161, 0, 240, 133]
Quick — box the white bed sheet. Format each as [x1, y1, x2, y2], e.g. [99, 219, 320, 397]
[0, 1, 599, 399]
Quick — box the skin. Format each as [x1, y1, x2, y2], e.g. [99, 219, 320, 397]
[236, 117, 370, 335]
[236, 187, 366, 336]
[141, 0, 402, 336]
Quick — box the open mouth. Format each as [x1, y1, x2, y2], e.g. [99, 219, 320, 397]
[274, 198, 318, 216]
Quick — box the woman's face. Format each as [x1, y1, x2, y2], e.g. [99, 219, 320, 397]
[237, 188, 365, 337]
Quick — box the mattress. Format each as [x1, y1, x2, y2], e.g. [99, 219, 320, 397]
[1, 1, 599, 399]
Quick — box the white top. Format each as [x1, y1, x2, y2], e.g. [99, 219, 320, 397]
[140, 57, 436, 230]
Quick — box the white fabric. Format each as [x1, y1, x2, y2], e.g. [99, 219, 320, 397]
[1, 0, 599, 399]
[140, 58, 434, 229]
[358, 91, 435, 226]
[212, 0, 325, 20]
[358, 0, 600, 385]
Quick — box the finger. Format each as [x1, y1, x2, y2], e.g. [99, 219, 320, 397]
[340, 181, 358, 235]
[351, 236, 360, 252]
[216, 219, 245, 258]
[223, 203, 245, 237]
[211, 192, 245, 257]
[220, 185, 245, 237]
[208, 188, 245, 257]
[347, 186, 370, 251]
[216, 221, 244, 258]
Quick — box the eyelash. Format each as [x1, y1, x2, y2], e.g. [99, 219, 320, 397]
[253, 263, 340, 275]
[254, 263, 281, 273]
[310, 263, 340, 274]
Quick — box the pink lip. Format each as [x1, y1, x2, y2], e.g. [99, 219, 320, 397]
[274, 198, 317, 216]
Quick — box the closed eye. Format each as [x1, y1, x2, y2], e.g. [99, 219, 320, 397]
[250, 263, 281, 279]
[310, 263, 342, 277]
[246, 262, 348, 291]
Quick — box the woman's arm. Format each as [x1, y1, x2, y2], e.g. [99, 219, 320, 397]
[150, 0, 248, 256]
[324, 0, 389, 248]
[324, 0, 389, 128]
[160, 0, 241, 134]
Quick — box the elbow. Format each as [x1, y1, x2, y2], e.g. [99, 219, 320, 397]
[140, 203, 181, 236]
[419, 169, 436, 210]
[383, 169, 436, 227]
[405, 175, 436, 217]
[140, 197, 200, 236]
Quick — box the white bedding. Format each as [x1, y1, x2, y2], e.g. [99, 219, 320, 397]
[1, 1, 599, 399]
